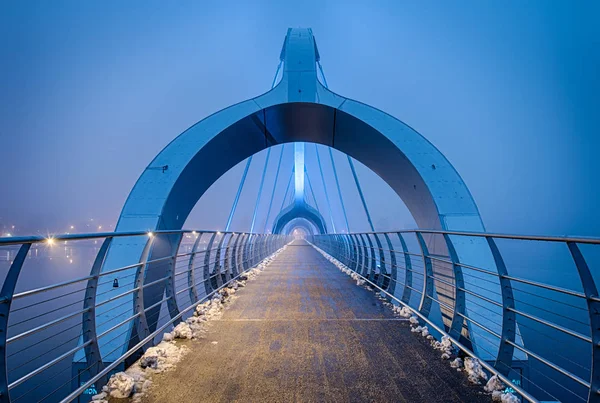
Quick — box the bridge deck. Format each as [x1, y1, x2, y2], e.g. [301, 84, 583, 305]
[144, 240, 484, 402]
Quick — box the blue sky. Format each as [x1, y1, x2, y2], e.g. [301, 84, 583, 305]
[0, 0, 598, 236]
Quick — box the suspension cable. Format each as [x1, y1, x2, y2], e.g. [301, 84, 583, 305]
[263, 145, 285, 233]
[347, 156, 375, 232]
[250, 149, 271, 233]
[315, 145, 336, 233]
[225, 156, 253, 231]
[329, 148, 350, 232]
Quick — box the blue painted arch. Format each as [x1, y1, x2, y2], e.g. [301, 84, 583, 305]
[91, 27, 494, 364]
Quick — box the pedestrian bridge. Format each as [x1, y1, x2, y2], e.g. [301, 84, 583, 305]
[0, 27, 598, 403]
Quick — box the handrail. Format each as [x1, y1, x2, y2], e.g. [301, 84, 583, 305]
[329, 229, 600, 245]
[0, 229, 254, 246]
[310, 229, 600, 403]
[1, 227, 598, 403]
[0, 229, 290, 403]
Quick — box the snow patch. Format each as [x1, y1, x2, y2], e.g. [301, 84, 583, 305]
[484, 375, 504, 393]
[91, 245, 288, 403]
[450, 357, 463, 369]
[104, 372, 135, 398]
[410, 325, 429, 337]
[464, 357, 488, 384]
[172, 322, 193, 339]
[431, 335, 455, 359]
[392, 305, 413, 318]
[491, 391, 520, 403]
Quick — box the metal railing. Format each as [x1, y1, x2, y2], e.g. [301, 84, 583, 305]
[0, 230, 290, 403]
[310, 230, 600, 403]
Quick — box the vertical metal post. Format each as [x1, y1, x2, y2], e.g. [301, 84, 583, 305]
[358, 234, 370, 278]
[133, 236, 154, 351]
[0, 243, 30, 403]
[567, 242, 600, 401]
[212, 234, 227, 289]
[224, 233, 239, 281]
[187, 233, 203, 304]
[83, 238, 112, 389]
[415, 232, 434, 318]
[329, 148, 350, 232]
[235, 234, 248, 276]
[373, 234, 387, 288]
[487, 237, 516, 376]
[397, 233, 413, 304]
[383, 233, 397, 294]
[442, 234, 466, 341]
[365, 234, 377, 281]
[203, 233, 217, 295]
[165, 233, 184, 324]
[230, 233, 243, 277]
[352, 234, 362, 273]
[243, 235, 254, 271]
[344, 235, 353, 267]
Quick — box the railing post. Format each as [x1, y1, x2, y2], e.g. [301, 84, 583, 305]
[442, 234, 466, 341]
[487, 237, 516, 376]
[397, 233, 412, 304]
[351, 234, 361, 272]
[415, 232, 434, 318]
[225, 233, 240, 280]
[383, 233, 396, 293]
[0, 243, 30, 403]
[358, 234, 368, 276]
[237, 234, 247, 274]
[365, 234, 377, 281]
[187, 232, 203, 304]
[83, 238, 112, 390]
[567, 242, 600, 402]
[165, 233, 184, 325]
[373, 234, 387, 288]
[243, 235, 253, 272]
[342, 235, 351, 266]
[133, 236, 154, 351]
[203, 233, 217, 295]
[212, 234, 227, 289]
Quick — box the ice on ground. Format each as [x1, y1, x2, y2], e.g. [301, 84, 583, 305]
[392, 306, 413, 318]
[486, 376, 520, 402]
[410, 325, 429, 337]
[409, 315, 419, 325]
[492, 390, 520, 403]
[484, 375, 504, 393]
[105, 372, 135, 398]
[139, 341, 189, 372]
[432, 335, 455, 359]
[450, 357, 463, 369]
[464, 357, 488, 384]
[172, 322, 193, 339]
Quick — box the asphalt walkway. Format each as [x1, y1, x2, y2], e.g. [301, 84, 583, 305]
[144, 240, 484, 403]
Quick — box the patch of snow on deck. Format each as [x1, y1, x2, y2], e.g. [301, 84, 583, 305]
[92, 245, 288, 403]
